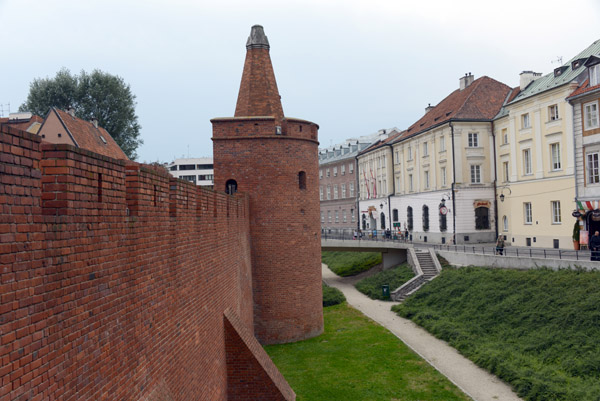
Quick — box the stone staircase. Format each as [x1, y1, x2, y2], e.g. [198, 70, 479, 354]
[391, 248, 441, 301]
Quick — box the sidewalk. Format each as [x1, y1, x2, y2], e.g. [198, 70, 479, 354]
[322, 264, 523, 401]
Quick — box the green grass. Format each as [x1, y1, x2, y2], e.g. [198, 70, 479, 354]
[322, 282, 346, 307]
[321, 251, 382, 277]
[355, 264, 415, 300]
[392, 266, 600, 401]
[265, 303, 470, 401]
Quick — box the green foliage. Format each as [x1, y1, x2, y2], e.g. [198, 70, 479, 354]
[322, 283, 346, 307]
[322, 251, 381, 277]
[265, 303, 470, 401]
[20, 68, 142, 159]
[355, 264, 414, 300]
[392, 266, 600, 401]
[436, 254, 453, 269]
[573, 220, 581, 241]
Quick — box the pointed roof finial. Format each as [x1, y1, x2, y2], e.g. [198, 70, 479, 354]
[246, 25, 270, 50]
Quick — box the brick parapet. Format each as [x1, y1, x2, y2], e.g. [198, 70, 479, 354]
[0, 124, 286, 400]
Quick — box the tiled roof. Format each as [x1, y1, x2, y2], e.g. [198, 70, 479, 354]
[53, 108, 128, 160]
[0, 115, 43, 133]
[567, 79, 600, 100]
[398, 76, 511, 141]
[359, 130, 405, 155]
[507, 39, 600, 105]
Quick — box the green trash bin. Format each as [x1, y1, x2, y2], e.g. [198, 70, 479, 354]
[382, 284, 390, 299]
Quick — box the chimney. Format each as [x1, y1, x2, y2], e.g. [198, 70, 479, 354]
[91, 117, 98, 128]
[67, 107, 76, 117]
[519, 71, 542, 90]
[459, 72, 474, 90]
[425, 103, 434, 114]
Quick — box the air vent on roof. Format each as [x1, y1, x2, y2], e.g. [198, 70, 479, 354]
[99, 135, 107, 144]
[446, 111, 452, 116]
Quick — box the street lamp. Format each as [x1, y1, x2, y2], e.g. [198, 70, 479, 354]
[499, 187, 512, 202]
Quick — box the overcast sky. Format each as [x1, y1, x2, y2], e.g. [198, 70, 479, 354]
[1, 0, 600, 162]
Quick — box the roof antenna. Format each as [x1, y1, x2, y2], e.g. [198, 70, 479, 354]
[551, 56, 563, 65]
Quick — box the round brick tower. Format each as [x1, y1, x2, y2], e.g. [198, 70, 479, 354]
[211, 25, 323, 344]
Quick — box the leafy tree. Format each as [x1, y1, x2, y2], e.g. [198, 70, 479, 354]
[20, 68, 142, 159]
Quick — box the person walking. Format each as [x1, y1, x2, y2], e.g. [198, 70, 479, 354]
[590, 231, 600, 261]
[495, 235, 505, 255]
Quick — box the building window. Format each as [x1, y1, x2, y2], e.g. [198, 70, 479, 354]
[440, 136, 445, 152]
[341, 164, 346, 175]
[393, 209, 399, 222]
[521, 113, 530, 129]
[470, 165, 481, 184]
[502, 128, 508, 145]
[343, 210, 347, 223]
[319, 187, 323, 200]
[524, 202, 532, 224]
[407, 207, 413, 231]
[551, 201, 561, 224]
[548, 104, 559, 121]
[321, 212, 324, 223]
[333, 166, 337, 177]
[550, 143, 561, 171]
[424, 170, 430, 189]
[298, 171, 307, 190]
[328, 211, 332, 223]
[326, 168, 330, 177]
[588, 152, 600, 184]
[319, 169, 323, 179]
[349, 182, 355, 197]
[422, 205, 429, 232]
[468, 133, 479, 147]
[408, 145, 413, 161]
[395, 151, 400, 164]
[349, 163, 354, 174]
[475, 206, 490, 230]
[341, 183, 346, 198]
[503, 161, 509, 182]
[503, 215, 508, 231]
[584, 101, 599, 130]
[351, 209, 356, 223]
[380, 212, 386, 229]
[335, 210, 339, 223]
[225, 179, 237, 195]
[439, 203, 447, 232]
[591, 64, 600, 86]
[423, 141, 428, 156]
[523, 149, 532, 175]
[333, 185, 338, 199]
[408, 174, 413, 191]
[441, 167, 447, 187]
[326, 185, 331, 200]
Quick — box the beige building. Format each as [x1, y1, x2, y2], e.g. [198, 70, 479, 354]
[494, 40, 600, 249]
[388, 74, 511, 244]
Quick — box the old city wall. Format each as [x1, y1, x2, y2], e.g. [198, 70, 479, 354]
[0, 125, 294, 401]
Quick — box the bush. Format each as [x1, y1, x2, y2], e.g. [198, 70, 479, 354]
[322, 283, 346, 307]
[393, 266, 600, 400]
[322, 251, 381, 277]
[355, 264, 414, 300]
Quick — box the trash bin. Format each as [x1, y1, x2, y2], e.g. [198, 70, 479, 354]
[382, 285, 390, 299]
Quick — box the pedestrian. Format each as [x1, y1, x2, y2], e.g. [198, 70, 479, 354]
[496, 235, 505, 255]
[404, 228, 409, 242]
[590, 231, 600, 261]
[353, 229, 357, 240]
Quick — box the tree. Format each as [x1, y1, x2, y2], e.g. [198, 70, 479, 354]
[20, 68, 143, 159]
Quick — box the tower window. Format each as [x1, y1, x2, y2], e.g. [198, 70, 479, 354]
[225, 179, 237, 195]
[298, 171, 306, 190]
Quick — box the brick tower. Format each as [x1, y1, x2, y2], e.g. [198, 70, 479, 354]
[212, 25, 323, 344]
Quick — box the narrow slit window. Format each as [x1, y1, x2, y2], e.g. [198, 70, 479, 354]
[225, 179, 237, 195]
[298, 171, 307, 190]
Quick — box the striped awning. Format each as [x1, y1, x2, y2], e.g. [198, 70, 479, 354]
[576, 200, 600, 211]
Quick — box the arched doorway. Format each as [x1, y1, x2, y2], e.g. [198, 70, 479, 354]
[225, 179, 237, 195]
[586, 210, 600, 236]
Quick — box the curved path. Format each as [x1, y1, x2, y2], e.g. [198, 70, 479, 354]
[322, 264, 523, 401]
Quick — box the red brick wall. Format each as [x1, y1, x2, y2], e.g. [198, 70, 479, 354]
[0, 125, 293, 400]
[212, 117, 324, 345]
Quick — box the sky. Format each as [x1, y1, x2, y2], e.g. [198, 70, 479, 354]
[1, 0, 600, 162]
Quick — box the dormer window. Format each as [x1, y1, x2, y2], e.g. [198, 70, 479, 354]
[590, 64, 600, 86]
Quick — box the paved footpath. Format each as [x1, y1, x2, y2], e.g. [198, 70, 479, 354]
[322, 264, 523, 401]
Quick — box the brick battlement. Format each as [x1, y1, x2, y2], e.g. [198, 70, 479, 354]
[0, 124, 294, 400]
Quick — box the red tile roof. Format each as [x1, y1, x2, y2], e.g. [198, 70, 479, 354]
[53, 108, 128, 160]
[399, 76, 511, 141]
[567, 79, 600, 99]
[0, 115, 44, 132]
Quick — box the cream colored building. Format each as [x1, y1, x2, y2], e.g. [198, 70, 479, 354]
[387, 74, 510, 244]
[494, 41, 599, 249]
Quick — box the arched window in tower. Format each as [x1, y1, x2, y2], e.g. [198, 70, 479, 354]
[422, 205, 429, 232]
[225, 179, 238, 195]
[407, 207, 413, 231]
[298, 171, 307, 190]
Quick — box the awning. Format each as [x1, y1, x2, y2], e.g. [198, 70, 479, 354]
[576, 200, 600, 212]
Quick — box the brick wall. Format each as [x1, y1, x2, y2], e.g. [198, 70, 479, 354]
[0, 124, 294, 400]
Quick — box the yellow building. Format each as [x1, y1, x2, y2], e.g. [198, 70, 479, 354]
[494, 41, 600, 249]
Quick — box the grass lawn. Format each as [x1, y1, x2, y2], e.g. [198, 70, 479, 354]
[322, 251, 382, 276]
[265, 303, 470, 401]
[355, 263, 415, 300]
[393, 266, 600, 401]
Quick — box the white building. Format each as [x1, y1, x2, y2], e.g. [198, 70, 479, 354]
[167, 157, 214, 188]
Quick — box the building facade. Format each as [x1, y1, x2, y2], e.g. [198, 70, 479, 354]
[167, 157, 214, 188]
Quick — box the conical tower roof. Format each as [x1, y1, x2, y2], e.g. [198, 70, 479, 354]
[234, 25, 284, 122]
